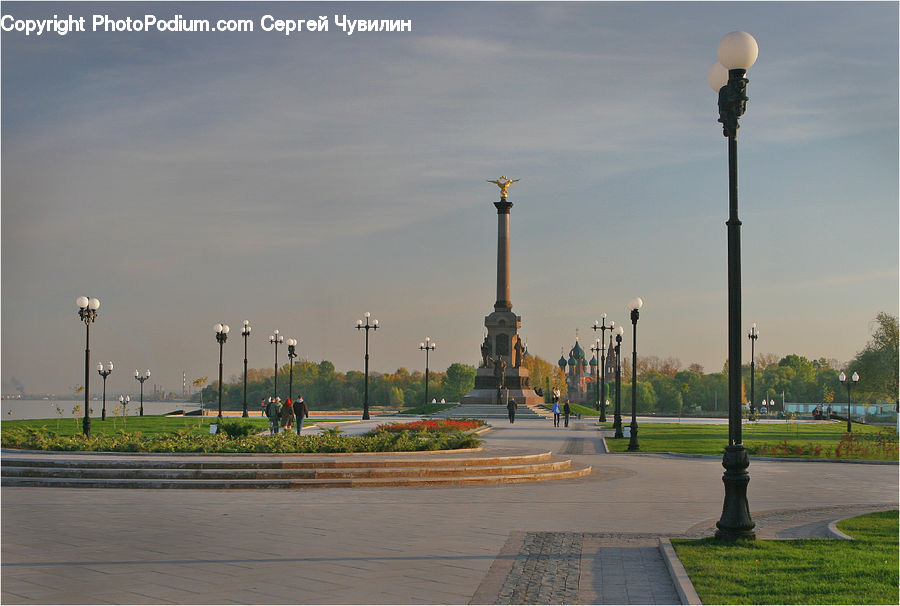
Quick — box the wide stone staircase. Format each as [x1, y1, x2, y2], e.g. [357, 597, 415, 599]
[433, 402, 552, 420]
[1, 448, 590, 489]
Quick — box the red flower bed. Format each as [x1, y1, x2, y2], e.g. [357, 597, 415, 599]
[375, 419, 484, 433]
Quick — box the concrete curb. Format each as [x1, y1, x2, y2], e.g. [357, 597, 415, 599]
[0, 446, 485, 457]
[658, 538, 702, 605]
[826, 519, 855, 540]
[611, 451, 898, 465]
[598, 436, 609, 454]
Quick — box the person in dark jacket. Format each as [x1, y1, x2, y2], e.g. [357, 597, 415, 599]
[265, 397, 281, 435]
[507, 398, 517, 423]
[295, 396, 309, 434]
[563, 400, 571, 427]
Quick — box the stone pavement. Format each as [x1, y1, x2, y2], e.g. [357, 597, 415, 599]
[2, 418, 897, 604]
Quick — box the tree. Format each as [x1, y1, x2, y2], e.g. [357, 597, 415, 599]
[441, 363, 476, 403]
[847, 312, 899, 404]
[523, 354, 567, 399]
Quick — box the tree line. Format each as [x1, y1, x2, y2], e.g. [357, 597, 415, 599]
[192, 312, 897, 413]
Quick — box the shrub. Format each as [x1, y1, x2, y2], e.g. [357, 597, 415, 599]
[217, 420, 257, 438]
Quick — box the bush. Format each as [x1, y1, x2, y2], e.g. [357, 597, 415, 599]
[217, 420, 257, 438]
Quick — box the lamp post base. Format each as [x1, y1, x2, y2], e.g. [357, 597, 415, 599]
[613, 415, 623, 439]
[715, 444, 756, 541]
[626, 421, 639, 451]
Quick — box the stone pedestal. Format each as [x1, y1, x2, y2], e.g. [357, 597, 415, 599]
[462, 367, 545, 406]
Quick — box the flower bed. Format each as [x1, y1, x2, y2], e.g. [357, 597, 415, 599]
[374, 419, 485, 433]
[1, 426, 482, 454]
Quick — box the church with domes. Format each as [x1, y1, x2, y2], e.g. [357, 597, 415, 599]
[557, 333, 598, 404]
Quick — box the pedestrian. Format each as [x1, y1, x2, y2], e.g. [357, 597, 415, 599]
[552, 400, 561, 427]
[282, 397, 294, 430]
[507, 398, 517, 424]
[563, 399, 571, 428]
[259, 398, 267, 418]
[295, 396, 308, 434]
[552, 386, 561, 405]
[265, 397, 281, 435]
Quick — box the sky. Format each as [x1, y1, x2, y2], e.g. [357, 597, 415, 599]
[2, 1, 897, 397]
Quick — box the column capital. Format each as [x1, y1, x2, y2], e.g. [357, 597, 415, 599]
[494, 200, 513, 214]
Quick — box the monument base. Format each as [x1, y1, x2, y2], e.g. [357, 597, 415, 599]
[461, 367, 544, 405]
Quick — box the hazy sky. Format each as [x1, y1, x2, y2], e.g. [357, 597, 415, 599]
[2, 1, 897, 396]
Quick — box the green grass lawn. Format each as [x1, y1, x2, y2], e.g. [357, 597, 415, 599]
[541, 402, 600, 416]
[604, 421, 898, 460]
[672, 510, 899, 604]
[0, 415, 328, 438]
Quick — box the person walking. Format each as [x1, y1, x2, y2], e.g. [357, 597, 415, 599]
[295, 396, 309, 434]
[563, 399, 571, 428]
[282, 397, 294, 430]
[552, 386, 561, 406]
[552, 400, 561, 427]
[507, 398, 517, 424]
[265, 397, 281, 435]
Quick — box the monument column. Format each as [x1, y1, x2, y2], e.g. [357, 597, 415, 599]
[495, 200, 512, 311]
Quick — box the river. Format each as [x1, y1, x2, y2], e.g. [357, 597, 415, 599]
[1, 399, 205, 420]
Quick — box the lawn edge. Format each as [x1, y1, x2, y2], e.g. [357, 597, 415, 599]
[658, 538, 702, 605]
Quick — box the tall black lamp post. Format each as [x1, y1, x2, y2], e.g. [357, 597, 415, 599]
[214, 323, 229, 426]
[287, 338, 298, 401]
[709, 30, 759, 541]
[419, 337, 436, 406]
[592, 315, 615, 421]
[241, 320, 251, 417]
[134, 369, 150, 416]
[269, 330, 284, 401]
[356, 312, 379, 420]
[76, 296, 100, 437]
[839, 371, 859, 433]
[97, 361, 113, 421]
[748, 323, 758, 415]
[627, 298, 643, 451]
[590, 338, 602, 416]
[613, 325, 625, 438]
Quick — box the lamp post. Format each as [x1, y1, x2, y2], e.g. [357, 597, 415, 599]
[241, 320, 251, 417]
[614, 325, 625, 438]
[839, 371, 859, 433]
[592, 315, 615, 421]
[590, 338, 602, 417]
[287, 339, 298, 401]
[709, 30, 759, 541]
[419, 337, 436, 407]
[215, 323, 229, 426]
[748, 323, 758, 415]
[97, 361, 113, 421]
[118, 395, 130, 418]
[75, 296, 100, 437]
[269, 330, 284, 400]
[627, 298, 643, 451]
[134, 369, 150, 416]
[356, 312, 379, 420]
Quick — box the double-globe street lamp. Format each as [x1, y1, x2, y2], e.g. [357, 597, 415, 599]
[214, 323, 230, 427]
[75, 296, 100, 437]
[287, 338, 298, 402]
[590, 338, 602, 418]
[592, 315, 615, 421]
[269, 330, 284, 401]
[627, 298, 643, 452]
[839, 371, 860, 433]
[748, 323, 759, 414]
[134, 369, 151, 416]
[356, 312, 379, 420]
[613, 325, 625, 439]
[118, 395, 130, 416]
[708, 30, 759, 541]
[419, 337, 436, 406]
[97, 361, 113, 421]
[241, 320, 251, 417]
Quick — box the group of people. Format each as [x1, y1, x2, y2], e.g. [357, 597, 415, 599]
[262, 396, 309, 434]
[551, 387, 571, 427]
[812, 405, 832, 420]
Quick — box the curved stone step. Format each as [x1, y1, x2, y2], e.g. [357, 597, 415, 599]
[0, 465, 592, 489]
[1, 459, 573, 480]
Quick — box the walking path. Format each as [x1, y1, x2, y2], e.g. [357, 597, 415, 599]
[2, 417, 896, 604]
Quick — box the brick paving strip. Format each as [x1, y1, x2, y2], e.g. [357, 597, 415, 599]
[471, 502, 897, 605]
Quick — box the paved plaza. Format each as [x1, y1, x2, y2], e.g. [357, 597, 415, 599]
[2, 418, 897, 604]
